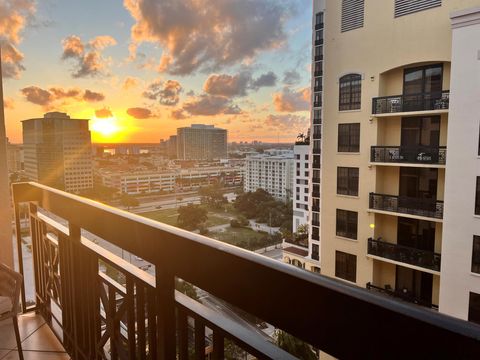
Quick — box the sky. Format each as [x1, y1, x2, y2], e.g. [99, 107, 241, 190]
[1, 0, 312, 143]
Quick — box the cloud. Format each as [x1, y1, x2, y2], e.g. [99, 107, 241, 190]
[95, 107, 113, 118]
[0, 0, 36, 78]
[4, 97, 15, 110]
[61, 35, 116, 78]
[170, 108, 188, 120]
[124, 0, 294, 75]
[283, 69, 301, 85]
[250, 71, 277, 89]
[264, 114, 308, 131]
[143, 79, 182, 106]
[273, 87, 310, 112]
[127, 107, 153, 119]
[203, 71, 277, 98]
[122, 76, 140, 90]
[180, 94, 241, 116]
[21, 86, 106, 108]
[83, 89, 105, 102]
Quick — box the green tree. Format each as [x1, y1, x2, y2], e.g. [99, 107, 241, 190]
[120, 193, 139, 210]
[199, 184, 227, 209]
[177, 204, 208, 230]
[275, 330, 317, 360]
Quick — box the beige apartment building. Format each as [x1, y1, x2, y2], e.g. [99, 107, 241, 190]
[317, 0, 480, 323]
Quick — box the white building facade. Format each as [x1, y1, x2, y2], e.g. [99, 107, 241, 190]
[244, 150, 294, 201]
[293, 143, 310, 233]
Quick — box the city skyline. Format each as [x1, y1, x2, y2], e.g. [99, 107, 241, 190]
[0, 0, 312, 144]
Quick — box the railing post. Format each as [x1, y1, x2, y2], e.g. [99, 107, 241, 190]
[155, 265, 176, 359]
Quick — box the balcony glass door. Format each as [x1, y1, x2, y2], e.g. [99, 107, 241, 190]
[401, 116, 440, 163]
[399, 168, 438, 212]
[397, 217, 435, 252]
[396, 266, 433, 306]
[403, 64, 443, 111]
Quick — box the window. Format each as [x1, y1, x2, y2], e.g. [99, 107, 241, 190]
[338, 123, 360, 152]
[339, 74, 361, 110]
[315, 12, 324, 26]
[337, 167, 359, 196]
[312, 226, 319, 240]
[315, 46, 323, 60]
[395, 0, 441, 18]
[312, 244, 319, 261]
[472, 236, 480, 274]
[314, 92, 322, 107]
[315, 29, 323, 44]
[476, 177, 480, 215]
[341, 0, 365, 32]
[336, 209, 357, 239]
[335, 251, 356, 282]
[469, 292, 480, 325]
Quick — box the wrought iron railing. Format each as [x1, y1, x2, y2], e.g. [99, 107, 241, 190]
[368, 238, 441, 272]
[369, 192, 444, 219]
[372, 91, 449, 114]
[370, 146, 446, 165]
[12, 182, 480, 359]
[366, 283, 439, 310]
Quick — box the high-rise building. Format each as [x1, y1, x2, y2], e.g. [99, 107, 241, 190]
[244, 149, 294, 201]
[293, 142, 310, 233]
[314, 0, 480, 324]
[176, 124, 227, 160]
[22, 112, 93, 193]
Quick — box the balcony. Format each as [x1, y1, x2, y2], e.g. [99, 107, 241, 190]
[367, 238, 441, 273]
[369, 192, 444, 220]
[314, 39, 323, 46]
[314, 55, 323, 62]
[314, 70, 323, 77]
[372, 91, 449, 116]
[370, 146, 446, 167]
[9, 182, 480, 359]
[366, 283, 438, 310]
[315, 22, 324, 30]
[314, 85, 322, 92]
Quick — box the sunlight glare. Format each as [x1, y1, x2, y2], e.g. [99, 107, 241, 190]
[91, 117, 121, 139]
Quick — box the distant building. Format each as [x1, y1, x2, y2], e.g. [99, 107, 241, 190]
[244, 149, 294, 200]
[97, 166, 244, 195]
[22, 112, 93, 193]
[6, 139, 23, 173]
[177, 124, 227, 160]
[168, 135, 177, 159]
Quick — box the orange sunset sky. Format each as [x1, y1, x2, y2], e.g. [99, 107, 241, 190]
[1, 0, 312, 143]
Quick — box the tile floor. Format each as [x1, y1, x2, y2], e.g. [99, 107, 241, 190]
[0, 312, 69, 359]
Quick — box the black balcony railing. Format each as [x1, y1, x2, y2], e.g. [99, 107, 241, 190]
[370, 146, 447, 165]
[314, 70, 323, 77]
[11, 183, 480, 359]
[366, 283, 438, 310]
[314, 54, 323, 61]
[369, 192, 444, 219]
[314, 39, 323, 46]
[315, 23, 324, 30]
[314, 85, 322, 92]
[368, 238, 441, 272]
[372, 91, 449, 114]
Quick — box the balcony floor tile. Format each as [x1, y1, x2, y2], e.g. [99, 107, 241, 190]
[0, 313, 68, 360]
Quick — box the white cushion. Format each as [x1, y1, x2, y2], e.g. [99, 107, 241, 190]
[0, 296, 12, 315]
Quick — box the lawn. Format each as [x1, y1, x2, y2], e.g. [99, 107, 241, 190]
[140, 206, 231, 228]
[209, 226, 278, 250]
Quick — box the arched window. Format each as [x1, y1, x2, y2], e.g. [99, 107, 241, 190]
[339, 74, 361, 111]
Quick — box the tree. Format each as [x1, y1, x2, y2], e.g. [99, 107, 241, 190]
[177, 204, 208, 230]
[199, 184, 227, 209]
[120, 193, 139, 210]
[275, 330, 317, 360]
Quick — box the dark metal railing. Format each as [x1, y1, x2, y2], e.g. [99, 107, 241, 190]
[368, 238, 441, 272]
[372, 91, 449, 114]
[369, 192, 444, 219]
[314, 39, 323, 46]
[315, 23, 324, 30]
[370, 146, 447, 165]
[366, 283, 438, 310]
[12, 183, 480, 359]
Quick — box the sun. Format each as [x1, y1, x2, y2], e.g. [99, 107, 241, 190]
[91, 117, 121, 141]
